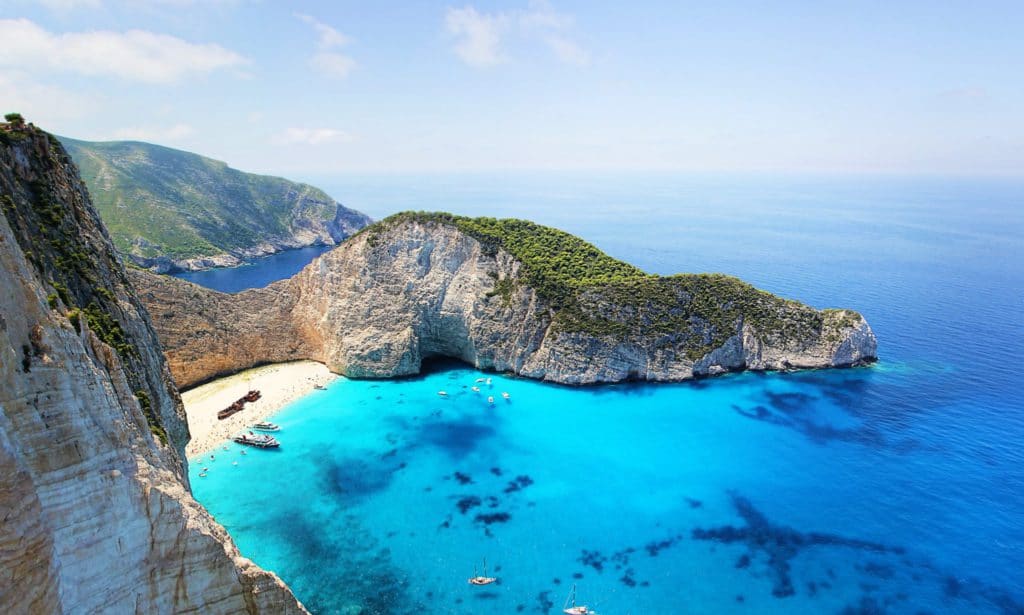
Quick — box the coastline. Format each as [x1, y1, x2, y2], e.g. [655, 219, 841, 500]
[181, 360, 338, 458]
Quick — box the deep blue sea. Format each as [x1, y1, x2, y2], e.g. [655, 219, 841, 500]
[171, 245, 334, 293]
[187, 173, 1024, 614]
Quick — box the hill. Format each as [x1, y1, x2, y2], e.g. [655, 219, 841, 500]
[61, 137, 371, 271]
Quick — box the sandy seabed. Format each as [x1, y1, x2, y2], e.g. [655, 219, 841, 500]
[181, 360, 337, 458]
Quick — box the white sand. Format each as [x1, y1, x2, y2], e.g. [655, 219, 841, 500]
[180, 360, 338, 458]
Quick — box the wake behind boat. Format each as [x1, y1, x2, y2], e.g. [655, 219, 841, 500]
[233, 432, 279, 448]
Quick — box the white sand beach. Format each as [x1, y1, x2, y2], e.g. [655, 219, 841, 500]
[181, 360, 338, 458]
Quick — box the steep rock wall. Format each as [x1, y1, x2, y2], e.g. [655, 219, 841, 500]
[137, 218, 876, 389]
[0, 121, 306, 614]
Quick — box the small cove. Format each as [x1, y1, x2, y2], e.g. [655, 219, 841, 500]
[185, 173, 1024, 613]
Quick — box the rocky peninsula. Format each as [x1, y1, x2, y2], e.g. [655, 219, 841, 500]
[134, 212, 877, 389]
[0, 118, 306, 613]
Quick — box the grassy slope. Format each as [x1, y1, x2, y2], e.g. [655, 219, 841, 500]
[367, 212, 862, 359]
[61, 137, 363, 260]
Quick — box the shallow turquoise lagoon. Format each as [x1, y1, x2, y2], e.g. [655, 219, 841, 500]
[188, 174, 1024, 613]
[190, 361, 1019, 614]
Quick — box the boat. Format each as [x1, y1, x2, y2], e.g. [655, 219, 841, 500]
[252, 421, 280, 432]
[216, 389, 262, 420]
[467, 558, 497, 586]
[475, 378, 486, 383]
[438, 391, 448, 397]
[471, 386, 481, 392]
[313, 384, 326, 390]
[501, 392, 510, 399]
[232, 433, 280, 448]
[563, 584, 591, 614]
[217, 401, 244, 420]
[487, 396, 495, 404]
[198, 472, 207, 478]
[486, 378, 492, 385]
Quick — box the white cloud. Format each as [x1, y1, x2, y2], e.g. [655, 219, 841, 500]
[294, 13, 356, 79]
[311, 52, 356, 78]
[0, 69, 98, 124]
[444, 2, 589, 68]
[445, 6, 510, 67]
[545, 35, 590, 66]
[519, 0, 572, 30]
[272, 127, 352, 146]
[295, 13, 350, 49]
[0, 19, 247, 84]
[32, 0, 242, 8]
[111, 123, 195, 142]
[36, 0, 102, 10]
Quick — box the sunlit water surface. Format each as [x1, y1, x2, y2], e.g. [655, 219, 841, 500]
[189, 174, 1024, 614]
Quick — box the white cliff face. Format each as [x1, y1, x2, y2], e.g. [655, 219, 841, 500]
[0, 125, 306, 614]
[138, 218, 877, 388]
[293, 221, 876, 383]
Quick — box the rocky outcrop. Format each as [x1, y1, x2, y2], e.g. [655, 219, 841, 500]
[0, 120, 306, 613]
[134, 214, 877, 389]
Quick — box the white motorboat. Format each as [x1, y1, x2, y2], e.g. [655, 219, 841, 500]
[233, 433, 280, 448]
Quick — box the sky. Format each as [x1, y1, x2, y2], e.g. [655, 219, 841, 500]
[0, 0, 1021, 177]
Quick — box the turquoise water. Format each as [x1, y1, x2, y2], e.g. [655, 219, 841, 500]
[188, 174, 1024, 613]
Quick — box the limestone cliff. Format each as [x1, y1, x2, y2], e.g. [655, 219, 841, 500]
[134, 213, 877, 389]
[0, 118, 306, 613]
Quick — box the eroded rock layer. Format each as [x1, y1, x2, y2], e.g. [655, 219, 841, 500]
[0, 121, 306, 614]
[135, 213, 877, 389]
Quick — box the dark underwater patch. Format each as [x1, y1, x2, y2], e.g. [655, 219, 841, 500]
[691, 492, 904, 598]
[535, 590, 554, 613]
[320, 456, 400, 501]
[266, 509, 424, 615]
[644, 535, 682, 557]
[578, 549, 607, 572]
[412, 414, 498, 459]
[503, 474, 534, 493]
[475, 512, 511, 525]
[456, 496, 482, 514]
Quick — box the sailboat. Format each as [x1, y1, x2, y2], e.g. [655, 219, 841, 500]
[467, 558, 497, 586]
[563, 584, 590, 614]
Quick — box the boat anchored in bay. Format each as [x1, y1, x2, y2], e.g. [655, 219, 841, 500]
[467, 558, 497, 586]
[563, 584, 592, 614]
[233, 432, 280, 448]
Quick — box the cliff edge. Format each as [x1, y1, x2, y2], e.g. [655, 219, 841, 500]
[0, 117, 306, 613]
[134, 212, 877, 389]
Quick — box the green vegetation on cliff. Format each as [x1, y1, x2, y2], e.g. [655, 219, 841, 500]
[368, 212, 863, 360]
[2, 122, 169, 444]
[60, 137, 370, 264]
